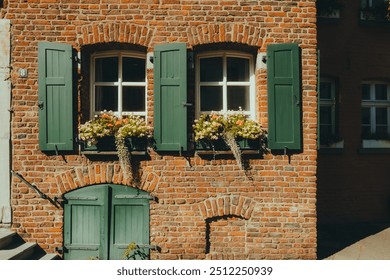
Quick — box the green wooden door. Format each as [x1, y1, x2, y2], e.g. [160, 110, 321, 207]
[63, 185, 150, 260]
[63, 185, 109, 260]
[110, 187, 150, 260]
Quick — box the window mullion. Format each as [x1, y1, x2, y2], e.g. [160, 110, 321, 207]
[222, 55, 227, 113]
[387, 107, 390, 134]
[118, 54, 123, 117]
[371, 85, 376, 133]
[387, 84, 390, 134]
[90, 56, 96, 119]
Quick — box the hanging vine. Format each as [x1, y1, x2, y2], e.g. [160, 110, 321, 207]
[222, 132, 244, 170]
[115, 135, 133, 183]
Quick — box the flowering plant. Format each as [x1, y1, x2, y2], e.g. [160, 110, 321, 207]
[79, 111, 152, 185]
[79, 111, 152, 146]
[193, 113, 225, 141]
[79, 111, 122, 146]
[223, 113, 265, 140]
[193, 110, 267, 169]
[116, 115, 153, 139]
[193, 111, 266, 141]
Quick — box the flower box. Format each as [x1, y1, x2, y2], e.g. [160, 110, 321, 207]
[96, 136, 117, 151]
[125, 137, 148, 151]
[79, 111, 152, 154]
[196, 139, 229, 151]
[82, 136, 148, 152]
[195, 137, 260, 151]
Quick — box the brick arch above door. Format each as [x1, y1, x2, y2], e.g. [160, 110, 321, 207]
[198, 195, 257, 220]
[187, 23, 266, 48]
[53, 164, 160, 195]
[76, 22, 155, 47]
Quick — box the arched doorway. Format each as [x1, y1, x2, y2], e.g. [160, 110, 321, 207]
[63, 184, 150, 260]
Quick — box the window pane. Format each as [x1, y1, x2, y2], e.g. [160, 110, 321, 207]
[123, 57, 146, 82]
[200, 86, 222, 111]
[227, 86, 249, 111]
[375, 126, 388, 137]
[227, 57, 249, 82]
[320, 81, 332, 100]
[320, 125, 332, 140]
[123, 87, 145, 112]
[376, 107, 388, 125]
[361, 107, 371, 125]
[320, 106, 332, 125]
[375, 84, 387, 100]
[361, 125, 371, 138]
[361, 84, 371, 100]
[95, 57, 118, 82]
[95, 86, 118, 112]
[200, 57, 222, 82]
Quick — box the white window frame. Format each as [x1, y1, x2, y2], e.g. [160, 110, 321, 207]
[195, 51, 256, 119]
[90, 50, 147, 118]
[361, 81, 390, 148]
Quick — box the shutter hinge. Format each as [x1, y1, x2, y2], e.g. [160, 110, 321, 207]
[54, 196, 67, 206]
[55, 246, 65, 254]
[187, 52, 194, 69]
[73, 51, 81, 64]
[38, 101, 44, 110]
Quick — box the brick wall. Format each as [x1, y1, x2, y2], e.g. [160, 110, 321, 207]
[5, 0, 317, 259]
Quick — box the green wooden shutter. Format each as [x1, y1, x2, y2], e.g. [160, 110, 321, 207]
[38, 42, 74, 151]
[63, 185, 109, 260]
[267, 43, 301, 150]
[153, 43, 188, 151]
[110, 186, 150, 260]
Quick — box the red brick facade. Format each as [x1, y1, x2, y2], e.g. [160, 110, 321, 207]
[3, 0, 317, 259]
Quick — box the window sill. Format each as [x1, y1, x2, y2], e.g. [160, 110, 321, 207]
[358, 148, 390, 154]
[362, 139, 390, 149]
[318, 148, 343, 155]
[359, 19, 390, 27]
[319, 140, 344, 149]
[81, 150, 147, 156]
[195, 149, 262, 156]
[358, 140, 390, 154]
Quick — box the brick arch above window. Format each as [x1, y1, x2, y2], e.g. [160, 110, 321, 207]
[198, 195, 257, 220]
[52, 164, 160, 195]
[187, 23, 266, 48]
[76, 22, 155, 47]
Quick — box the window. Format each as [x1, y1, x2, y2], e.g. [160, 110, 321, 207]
[196, 52, 255, 118]
[319, 77, 342, 147]
[316, 0, 343, 19]
[91, 51, 147, 117]
[360, 0, 390, 22]
[361, 82, 390, 141]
